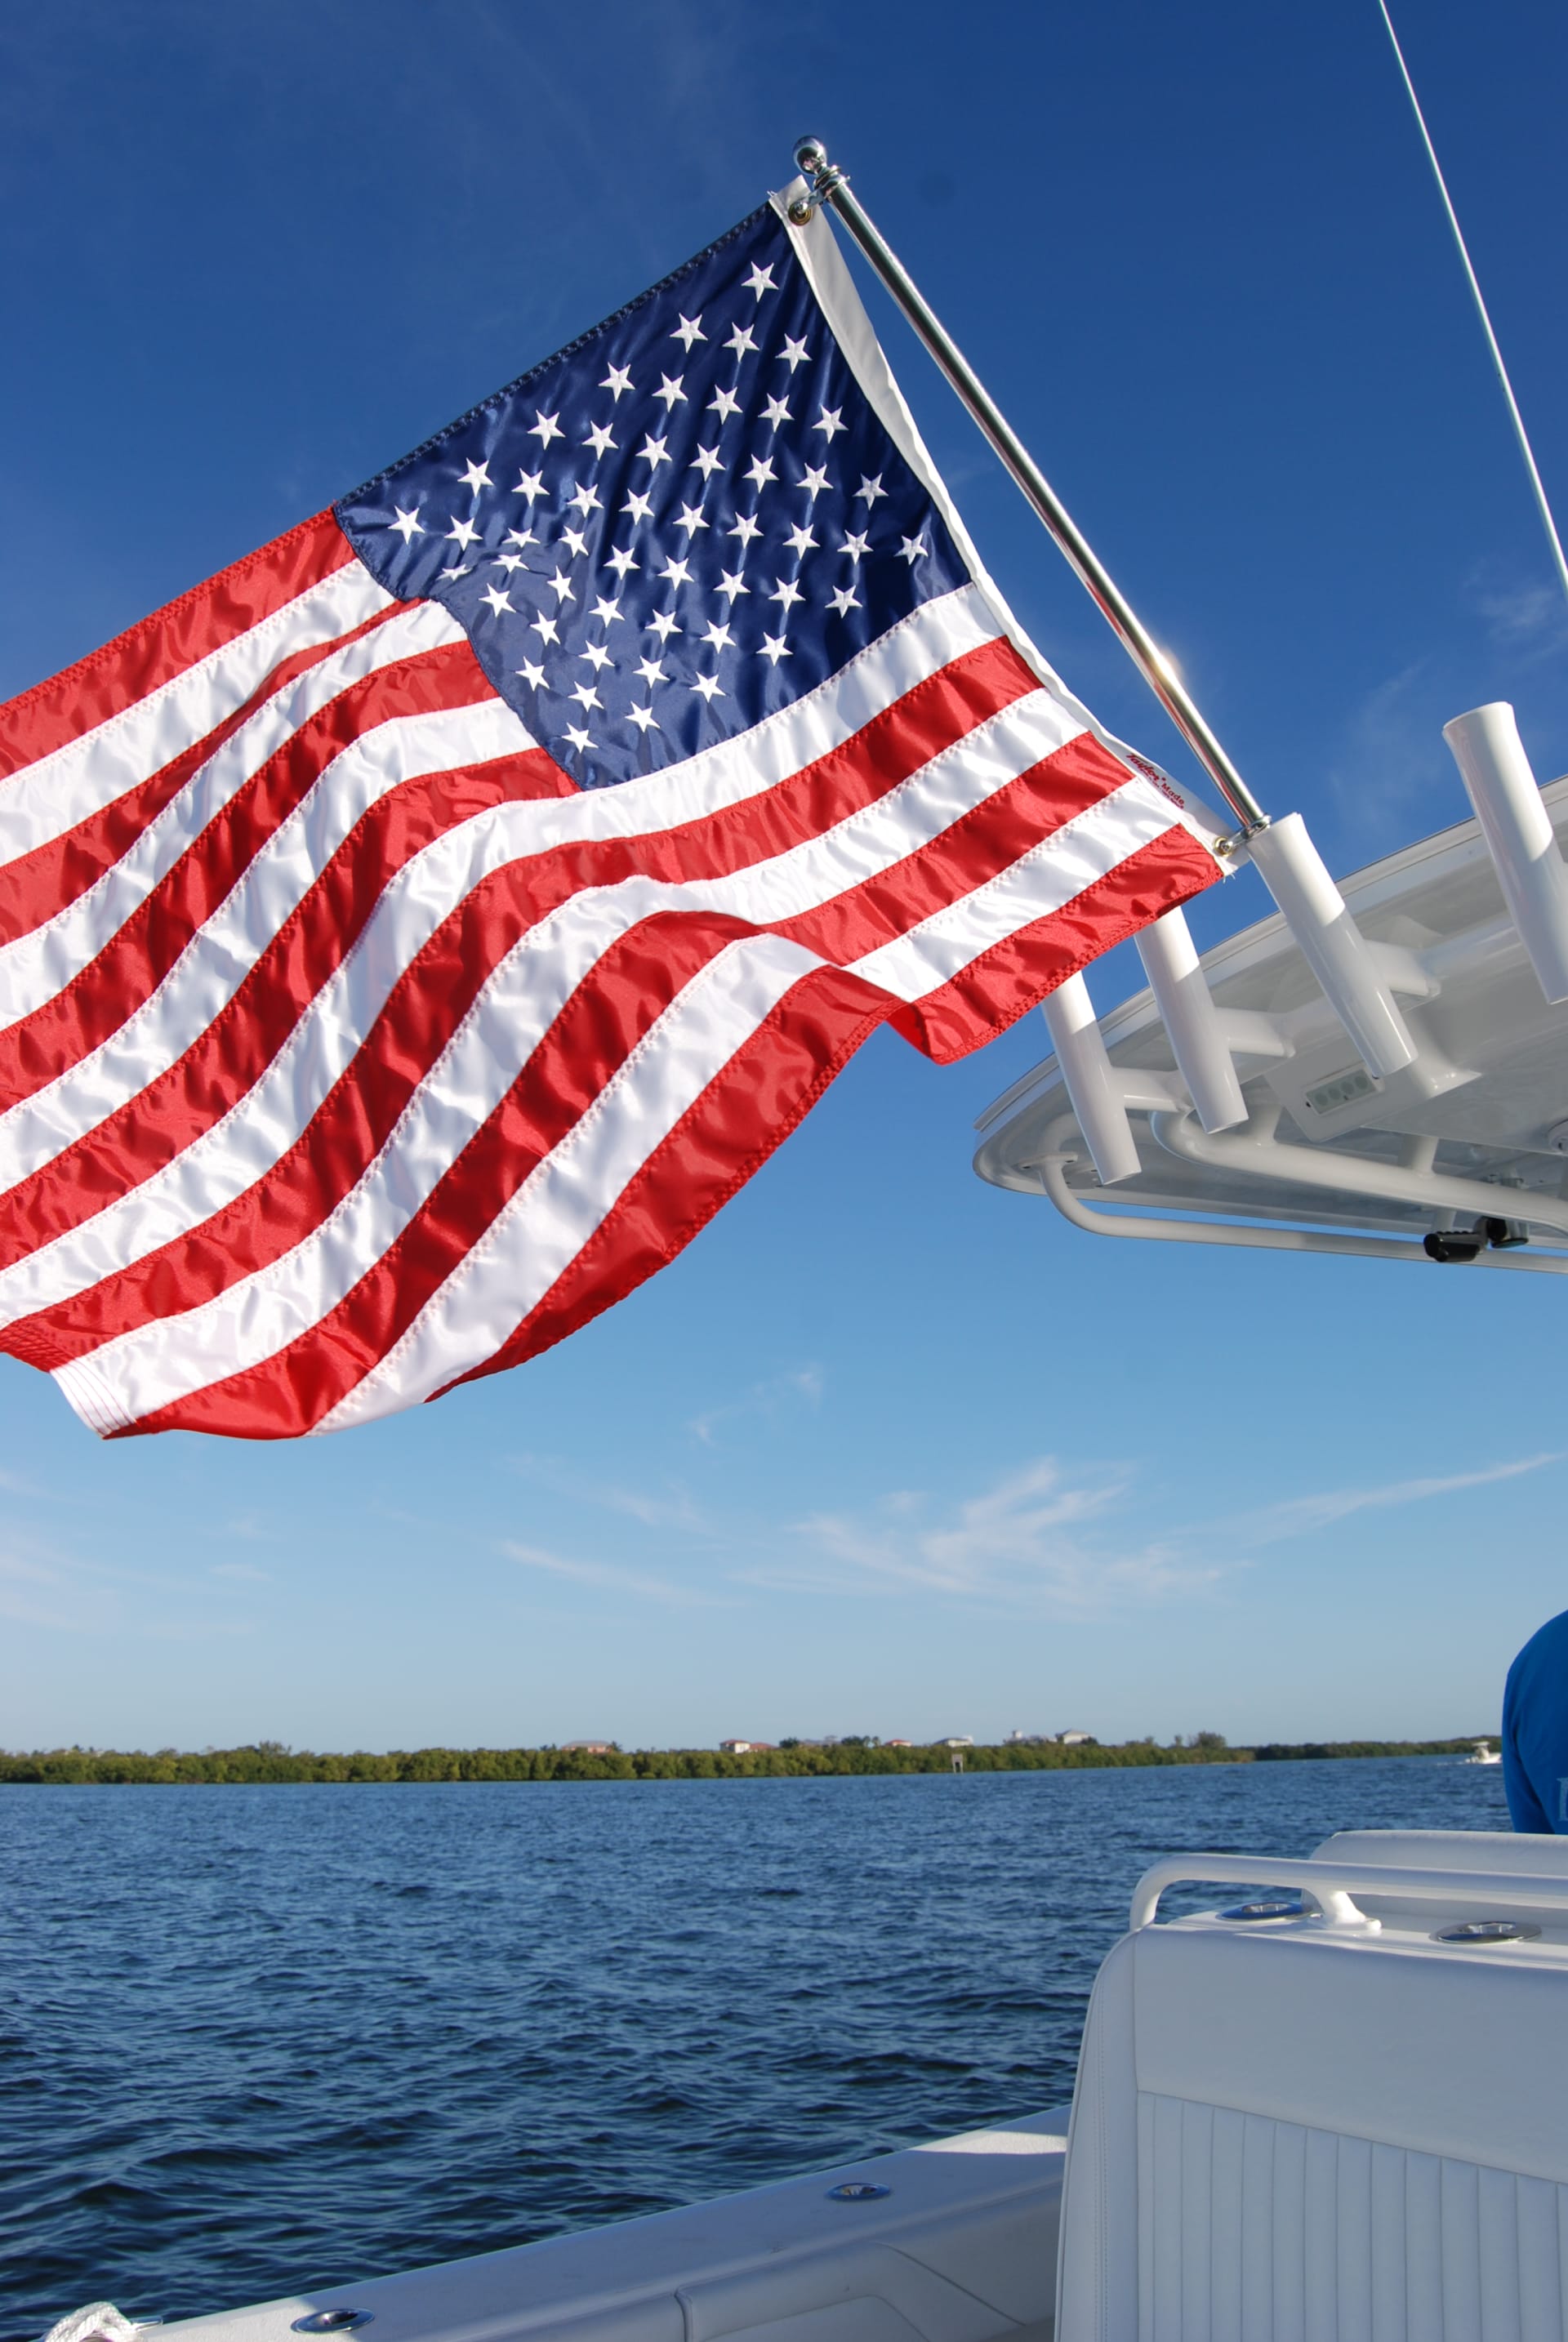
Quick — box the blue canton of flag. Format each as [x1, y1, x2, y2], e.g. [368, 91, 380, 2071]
[336, 205, 969, 791]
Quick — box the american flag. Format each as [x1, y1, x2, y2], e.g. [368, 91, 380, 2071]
[0, 197, 1223, 1441]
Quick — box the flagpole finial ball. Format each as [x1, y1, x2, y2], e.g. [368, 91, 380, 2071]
[795, 137, 829, 178]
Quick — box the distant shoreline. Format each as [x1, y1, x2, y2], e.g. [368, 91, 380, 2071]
[0, 1736, 1491, 1784]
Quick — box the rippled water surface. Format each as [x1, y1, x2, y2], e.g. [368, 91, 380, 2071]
[0, 1758, 1509, 2339]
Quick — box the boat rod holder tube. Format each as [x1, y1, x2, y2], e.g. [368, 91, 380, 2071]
[1041, 975, 1143, 1186]
[1244, 817, 1419, 1079]
[1443, 703, 1568, 1004]
[1135, 907, 1248, 1132]
[788, 139, 1420, 1084]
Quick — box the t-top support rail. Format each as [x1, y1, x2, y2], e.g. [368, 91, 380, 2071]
[1129, 1852, 1568, 1932]
[787, 137, 1267, 836]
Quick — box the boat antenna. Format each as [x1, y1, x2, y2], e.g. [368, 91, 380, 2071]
[1376, 0, 1568, 614]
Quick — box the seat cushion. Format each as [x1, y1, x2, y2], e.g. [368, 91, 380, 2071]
[1315, 1827, 1568, 1874]
[1056, 1920, 1568, 2341]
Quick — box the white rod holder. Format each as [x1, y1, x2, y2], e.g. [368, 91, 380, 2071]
[1042, 974, 1142, 1186]
[1136, 907, 1248, 1133]
[1443, 702, 1568, 1004]
[1246, 815, 1419, 1078]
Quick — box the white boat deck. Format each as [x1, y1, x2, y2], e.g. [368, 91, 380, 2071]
[163, 2113, 1070, 2342]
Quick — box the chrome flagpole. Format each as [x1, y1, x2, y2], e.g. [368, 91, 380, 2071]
[787, 138, 1423, 1092]
[787, 138, 1267, 837]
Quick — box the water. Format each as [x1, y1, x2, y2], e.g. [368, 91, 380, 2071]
[0, 1756, 1508, 2340]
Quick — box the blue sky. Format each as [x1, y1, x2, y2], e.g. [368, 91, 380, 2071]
[2, 0, 1566, 1752]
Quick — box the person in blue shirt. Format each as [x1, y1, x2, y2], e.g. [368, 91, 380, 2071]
[1503, 1607, 1568, 1832]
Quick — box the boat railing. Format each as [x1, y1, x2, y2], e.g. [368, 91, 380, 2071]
[1129, 1850, 1568, 1932]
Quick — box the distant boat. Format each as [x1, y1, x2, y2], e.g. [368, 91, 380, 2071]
[1463, 1740, 1503, 1765]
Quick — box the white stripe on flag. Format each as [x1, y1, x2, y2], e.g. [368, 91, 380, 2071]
[0, 696, 535, 1187]
[849, 779, 1179, 1000]
[0, 685, 1084, 1324]
[54, 930, 820, 1435]
[7, 873, 681, 1338]
[686, 688, 1081, 925]
[315, 933, 821, 1434]
[0, 592, 1018, 1186]
[0, 603, 465, 1026]
[0, 559, 396, 862]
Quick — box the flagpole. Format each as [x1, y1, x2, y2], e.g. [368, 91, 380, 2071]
[787, 138, 1269, 838]
[787, 138, 1425, 1089]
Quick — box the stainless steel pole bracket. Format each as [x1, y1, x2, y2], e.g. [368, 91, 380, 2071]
[787, 137, 844, 223]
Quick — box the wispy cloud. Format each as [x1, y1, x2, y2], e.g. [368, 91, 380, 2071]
[1327, 658, 1446, 832]
[0, 1533, 277, 1636]
[732, 1447, 1566, 1618]
[1468, 565, 1568, 665]
[142, 1617, 256, 1643]
[0, 1536, 115, 1633]
[1223, 1453, 1562, 1547]
[739, 1458, 1227, 1617]
[510, 1452, 711, 1533]
[688, 1364, 822, 1446]
[501, 1538, 715, 1608]
[220, 1511, 274, 1543]
[212, 1560, 273, 1584]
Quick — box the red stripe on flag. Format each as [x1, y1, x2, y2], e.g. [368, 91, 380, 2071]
[0, 741, 570, 1271]
[103, 911, 779, 1437]
[344, 634, 1042, 950]
[770, 731, 1136, 969]
[440, 963, 888, 1399]
[892, 823, 1220, 1062]
[0, 512, 359, 782]
[0, 640, 508, 1109]
[0, 638, 1045, 1296]
[0, 602, 409, 946]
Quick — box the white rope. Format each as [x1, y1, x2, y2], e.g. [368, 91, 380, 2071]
[1377, 0, 1568, 614]
[41, 2305, 145, 2342]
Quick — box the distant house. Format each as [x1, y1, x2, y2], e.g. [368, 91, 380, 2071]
[884, 1739, 912, 1748]
[942, 1734, 974, 1748]
[1057, 1730, 1092, 1746]
[719, 1739, 775, 1754]
[562, 1740, 613, 1754]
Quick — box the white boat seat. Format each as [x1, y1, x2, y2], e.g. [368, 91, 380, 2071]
[1316, 1826, 1568, 1872]
[1055, 1850, 1568, 2340]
